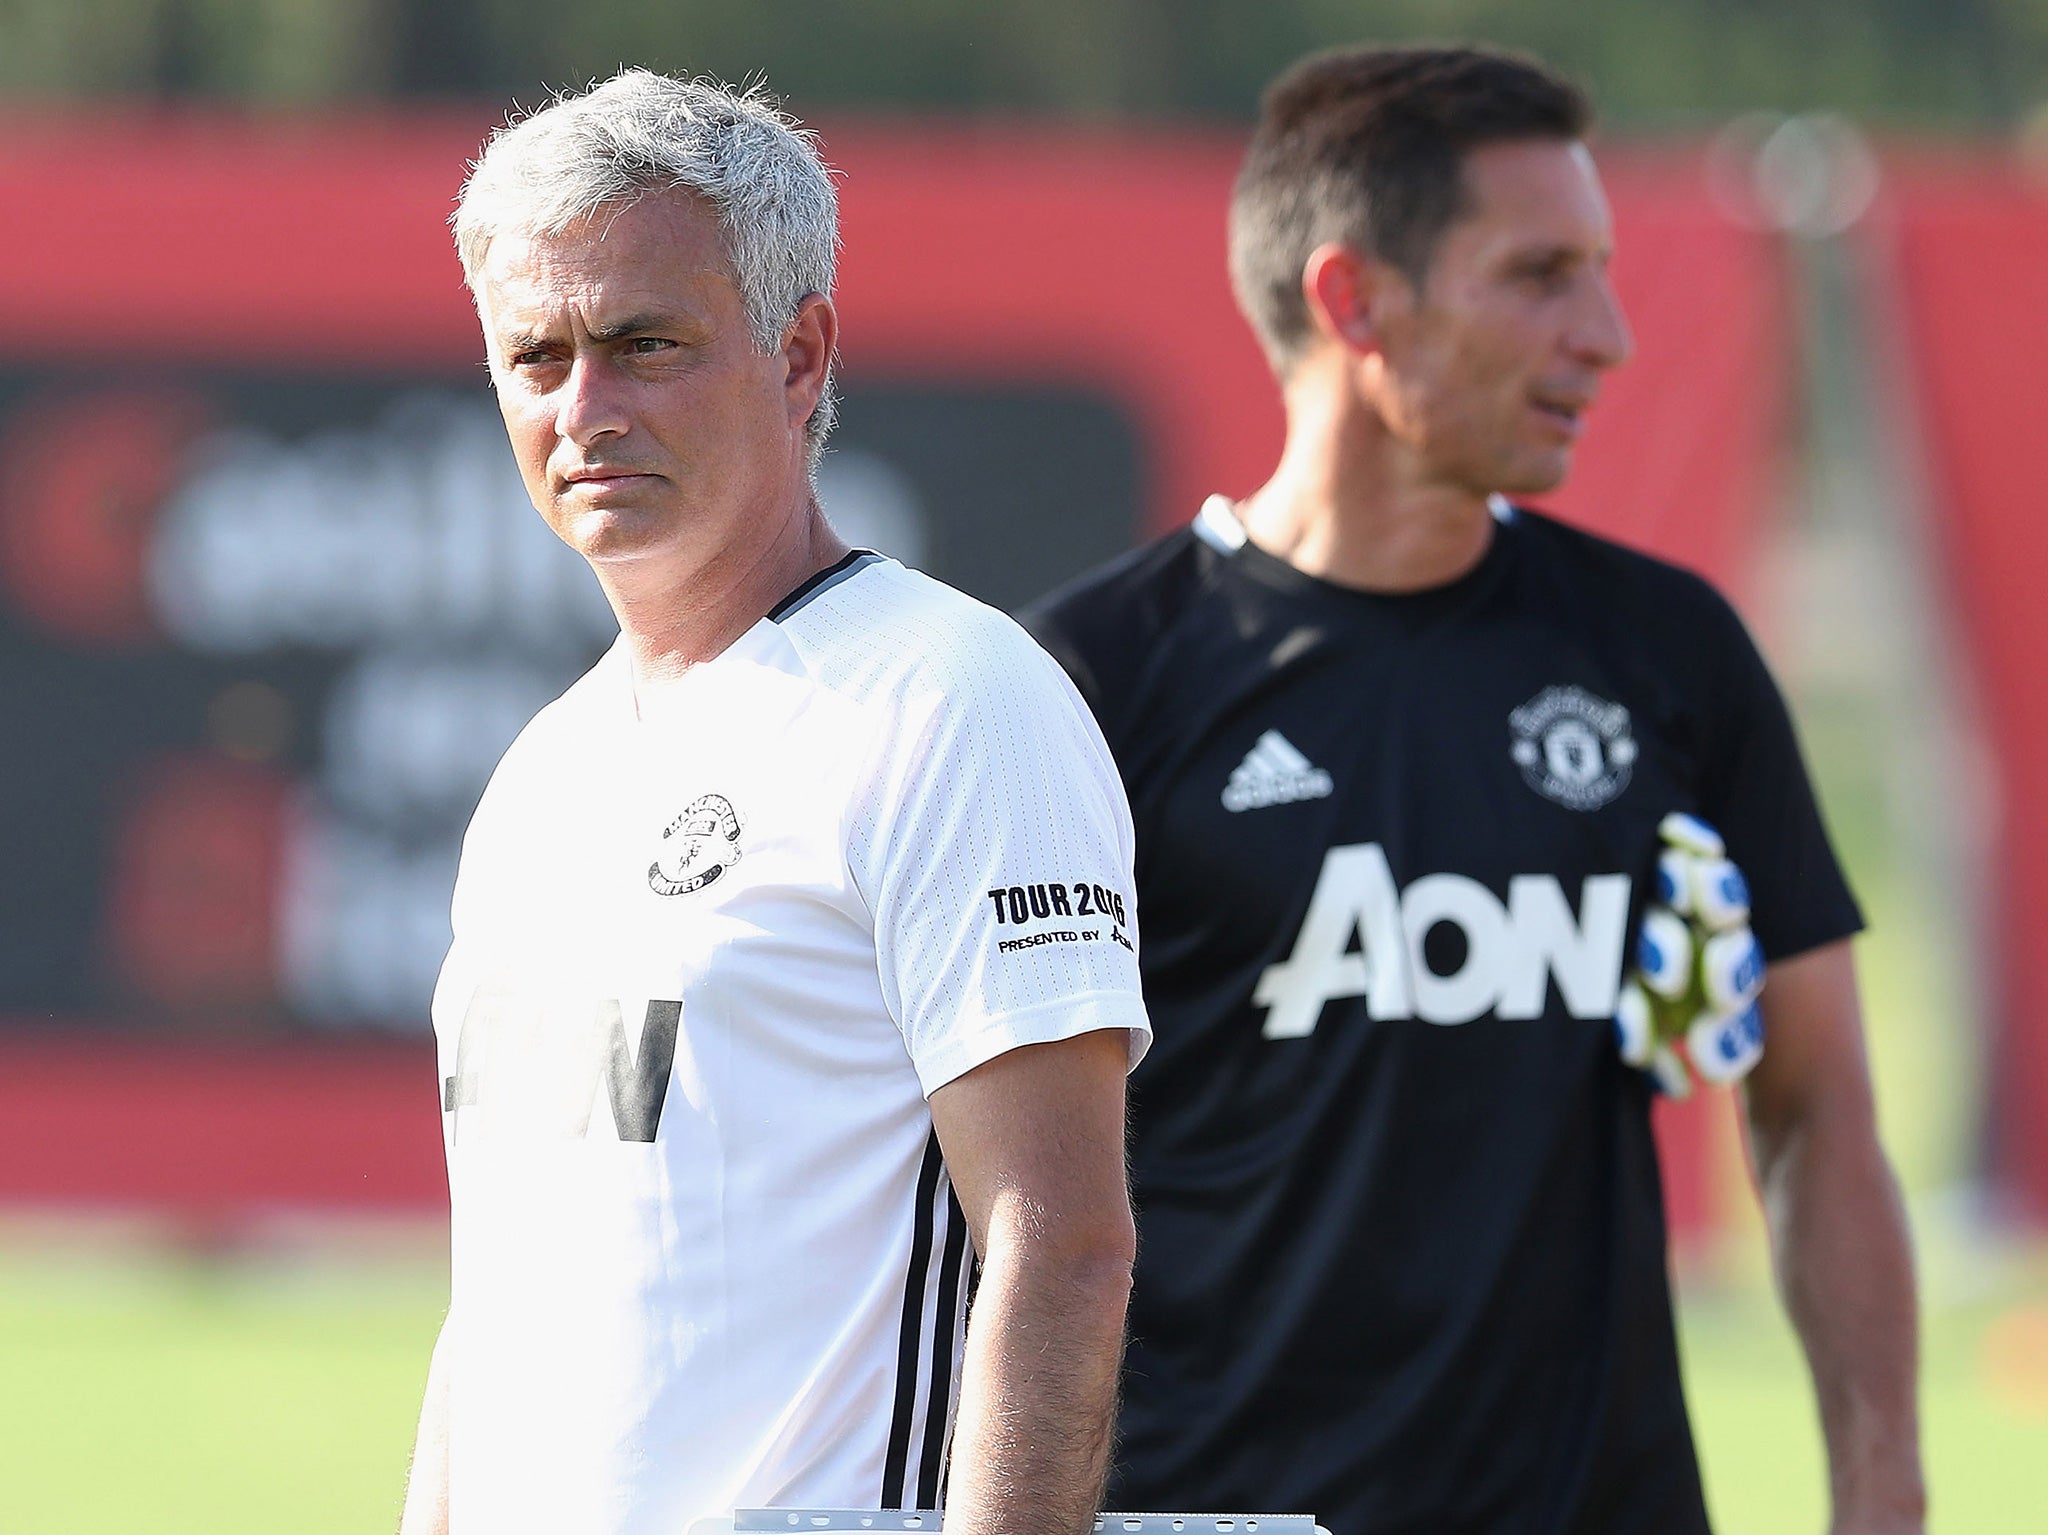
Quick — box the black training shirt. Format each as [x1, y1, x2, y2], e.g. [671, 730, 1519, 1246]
[1022, 499, 1861, 1535]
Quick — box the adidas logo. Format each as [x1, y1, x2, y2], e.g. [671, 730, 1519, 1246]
[1222, 730, 1335, 813]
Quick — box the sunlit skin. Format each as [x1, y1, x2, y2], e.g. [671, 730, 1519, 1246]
[473, 191, 843, 679]
[1240, 138, 1633, 592]
[1219, 136, 1930, 1535]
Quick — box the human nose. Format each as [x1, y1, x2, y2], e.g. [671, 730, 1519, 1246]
[553, 352, 629, 446]
[1571, 270, 1634, 371]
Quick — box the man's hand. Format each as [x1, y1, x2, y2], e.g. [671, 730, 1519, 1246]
[1747, 943, 1926, 1535]
[928, 1028, 1136, 1535]
[1830, 1516, 1928, 1535]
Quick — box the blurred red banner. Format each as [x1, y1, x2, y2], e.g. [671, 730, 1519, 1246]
[0, 118, 1787, 1227]
[1886, 158, 2048, 1223]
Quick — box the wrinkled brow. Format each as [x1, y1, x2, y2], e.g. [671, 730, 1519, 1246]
[584, 313, 682, 342]
[499, 312, 688, 352]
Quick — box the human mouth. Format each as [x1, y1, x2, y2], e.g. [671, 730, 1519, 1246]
[562, 467, 658, 494]
[1529, 391, 1594, 439]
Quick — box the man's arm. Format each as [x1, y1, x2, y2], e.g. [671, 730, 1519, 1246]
[1743, 940, 1925, 1534]
[397, 1314, 455, 1535]
[928, 1027, 1136, 1535]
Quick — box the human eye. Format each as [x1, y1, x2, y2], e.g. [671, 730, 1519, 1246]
[625, 335, 677, 355]
[503, 340, 563, 371]
[1512, 256, 1575, 294]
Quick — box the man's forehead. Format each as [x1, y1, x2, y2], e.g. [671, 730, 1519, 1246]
[1456, 139, 1614, 244]
[476, 200, 737, 329]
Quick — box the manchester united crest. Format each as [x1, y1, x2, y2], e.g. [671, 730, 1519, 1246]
[1509, 685, 1636, 810]
[648, 792, 744, 896]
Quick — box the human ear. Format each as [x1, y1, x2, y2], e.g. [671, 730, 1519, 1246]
[782, 293, 838, 426]
[1302, 242, 1381, 354]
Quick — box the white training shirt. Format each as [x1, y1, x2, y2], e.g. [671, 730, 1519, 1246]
[429, 552, 1150, 1535]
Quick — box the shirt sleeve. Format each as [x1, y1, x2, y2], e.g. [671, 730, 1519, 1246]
[846, 619, 1152, 1097]
[1016, 595, 1109, 722]
[1691, 584, 1865, 962]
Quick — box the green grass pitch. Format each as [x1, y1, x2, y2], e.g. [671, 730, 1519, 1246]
[1, 1231, 2042, 1533]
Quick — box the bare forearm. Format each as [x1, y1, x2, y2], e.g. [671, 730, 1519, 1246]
[944, 1243, 1132, 1535]
[1754, 1101, 1924, 1532]
[928, 1029, 1137, 1535]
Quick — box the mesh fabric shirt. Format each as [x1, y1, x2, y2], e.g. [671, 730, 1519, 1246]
[434, 553, 1150, 1535]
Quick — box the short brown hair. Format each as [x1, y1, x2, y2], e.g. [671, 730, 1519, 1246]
[1230, 45, 1591, 369]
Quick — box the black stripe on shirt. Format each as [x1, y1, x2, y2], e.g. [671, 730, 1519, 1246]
[881, 1133, 946, 1508]
[935, 1253, 980, 1510]
[915, 1184, 973, 1507]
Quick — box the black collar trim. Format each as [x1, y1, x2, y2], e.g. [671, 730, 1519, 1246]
[767, 549, 883, 623]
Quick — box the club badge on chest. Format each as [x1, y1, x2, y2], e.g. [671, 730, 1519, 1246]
[649, 792, 745, 897]
[1509, 684, 1637, 810]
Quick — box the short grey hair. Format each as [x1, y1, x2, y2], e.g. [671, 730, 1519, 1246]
[455, 68, 841, 451]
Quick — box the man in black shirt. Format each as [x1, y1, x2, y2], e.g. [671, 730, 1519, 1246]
[1023, 45, 1924, 1535]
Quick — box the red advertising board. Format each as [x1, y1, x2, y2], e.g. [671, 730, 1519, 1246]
[0, 114, 1786, 1230]
[1885, 158, 2048, 1221]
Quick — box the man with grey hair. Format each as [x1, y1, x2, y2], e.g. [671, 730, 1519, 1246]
[402, 69, 1150, 1535]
